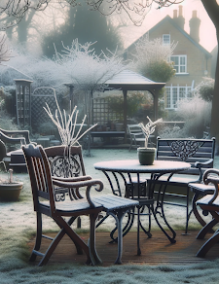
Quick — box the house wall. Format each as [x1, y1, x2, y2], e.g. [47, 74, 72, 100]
[148, 20, 211, 87]
[124, 9, 212, 111]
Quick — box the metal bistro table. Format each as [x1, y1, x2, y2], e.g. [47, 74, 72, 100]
[94, 159, 191, 255]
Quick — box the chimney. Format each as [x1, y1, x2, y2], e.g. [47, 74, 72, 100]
[189, 10, 201, 42]
[173, 5, 185, 30]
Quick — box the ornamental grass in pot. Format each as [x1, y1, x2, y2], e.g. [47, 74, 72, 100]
[138, 116, 162, 165]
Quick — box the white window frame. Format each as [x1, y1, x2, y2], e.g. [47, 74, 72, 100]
[171, 55, 187, 74]
[162, 34, 171, 45]
[165, 85, 193, 109]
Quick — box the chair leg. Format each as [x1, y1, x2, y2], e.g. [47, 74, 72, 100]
[30, 212, 43, 262]
[192, 192, 207, 227]
[196, 218, 218, 240]
[197, 230, 219, 257]
[38, 216, 79, 266]
[184, 186, 190, 235]
[54, 216, 92, 265]
[89, 212, 102, 265]
[108, 209, 128, 264]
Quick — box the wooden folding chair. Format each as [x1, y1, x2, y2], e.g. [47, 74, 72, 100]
[44, 145, 139, 264]
[22, 144, 103, 266]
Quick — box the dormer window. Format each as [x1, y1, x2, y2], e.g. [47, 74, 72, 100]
[162, 34, 170, 45]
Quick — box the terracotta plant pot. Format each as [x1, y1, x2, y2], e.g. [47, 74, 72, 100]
[0, 182, 23, 201]
[137, 147, 156, 165]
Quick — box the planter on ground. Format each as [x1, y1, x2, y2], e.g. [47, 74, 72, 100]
[0, 182, 23, 201]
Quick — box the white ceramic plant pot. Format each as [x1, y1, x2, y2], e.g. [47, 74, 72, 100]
[0, 182, 23, 201]
[137, 147, 156, 165]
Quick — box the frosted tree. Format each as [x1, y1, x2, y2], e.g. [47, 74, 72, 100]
[0, 32, 11, 63]
[133, 34, 177, 82]
[53, 39, 125, 91]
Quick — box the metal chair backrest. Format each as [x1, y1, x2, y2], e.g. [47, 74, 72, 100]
[45, 145, 86, 178]
[22, 144, 55, 213]
[156, 137, 216, 175]
[127, 124, 144, 137]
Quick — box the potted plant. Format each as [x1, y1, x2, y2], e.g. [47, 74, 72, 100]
[44, 93, 97, 175]
[138, 116, 162, 165]
[0, 168, 23, 201]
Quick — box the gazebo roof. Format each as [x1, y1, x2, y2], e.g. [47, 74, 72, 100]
[105, 69, 165, 90]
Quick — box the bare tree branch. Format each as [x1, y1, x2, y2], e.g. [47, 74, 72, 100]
[0, 32, 11, 63]
[0, 0, 183, 30]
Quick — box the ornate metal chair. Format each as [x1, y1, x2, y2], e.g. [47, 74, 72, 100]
[22, 144, 104, 266]
[193, 169, 219, 257]
[148, 137, 216, 234]
[0, 128, 36, 170]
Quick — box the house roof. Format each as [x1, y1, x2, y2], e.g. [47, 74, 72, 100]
[105, 69, 165, 91]
[125, 15, 212, 58]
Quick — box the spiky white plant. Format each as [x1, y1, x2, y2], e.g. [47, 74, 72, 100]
[44, 92, 97, 147]
[139, 116, 162, 148]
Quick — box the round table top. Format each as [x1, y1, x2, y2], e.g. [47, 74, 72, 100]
[94, 159, 191, 174]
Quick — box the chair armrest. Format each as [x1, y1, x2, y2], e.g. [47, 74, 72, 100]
[202, 169, 219, 204]
[0, 129, 31, 145]
[131, 132, 144, 137]
[52, 175, 92, 182]
[52, 178, 104, 207]
[193, 159, 214, 182]
[194, 159, 214, 168]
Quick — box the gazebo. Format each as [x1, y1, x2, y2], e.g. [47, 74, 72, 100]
[103, 69, 166, 139]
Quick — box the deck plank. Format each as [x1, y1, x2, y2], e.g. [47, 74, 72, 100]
[27, 229, 219, 266]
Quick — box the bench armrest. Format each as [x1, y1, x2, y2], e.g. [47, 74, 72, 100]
[194, 159, 213, 168]
[0, 129, 31, 145]
[52, 178, 104, 207]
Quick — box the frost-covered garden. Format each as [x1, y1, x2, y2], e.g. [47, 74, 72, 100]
[0, 0, 219, 283]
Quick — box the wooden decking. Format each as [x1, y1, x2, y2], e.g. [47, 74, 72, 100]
[27, 229, 219, 266]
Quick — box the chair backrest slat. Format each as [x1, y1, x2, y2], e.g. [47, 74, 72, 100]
[22, 144, 56, 213]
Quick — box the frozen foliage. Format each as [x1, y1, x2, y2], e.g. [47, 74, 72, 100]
[159, 95, 211, 139]
[139, 116, 162, 147]
[177, 96, 211, 138]
[53, 39, 125, 91]
[0, 39, 125, 94]
[194, 77, 215, 102]
[44, 91, 97, 147]
[134, 34, 177, 80]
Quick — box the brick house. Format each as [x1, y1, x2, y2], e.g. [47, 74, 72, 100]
[124, 6, 212, 111]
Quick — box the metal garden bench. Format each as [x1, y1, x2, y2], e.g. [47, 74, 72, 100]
[148, 137, 216, 234]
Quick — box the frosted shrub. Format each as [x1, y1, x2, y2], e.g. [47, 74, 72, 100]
[163, 96, 211, 139]
[0, 39, 125, 95]
[134, 34, 177, 82]
[53, 39, 125, 91]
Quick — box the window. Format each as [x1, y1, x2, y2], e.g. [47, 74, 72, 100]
[165, 85, 192, 109]
[171, 55, 187, 74]
[162, 34, 170, 45]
